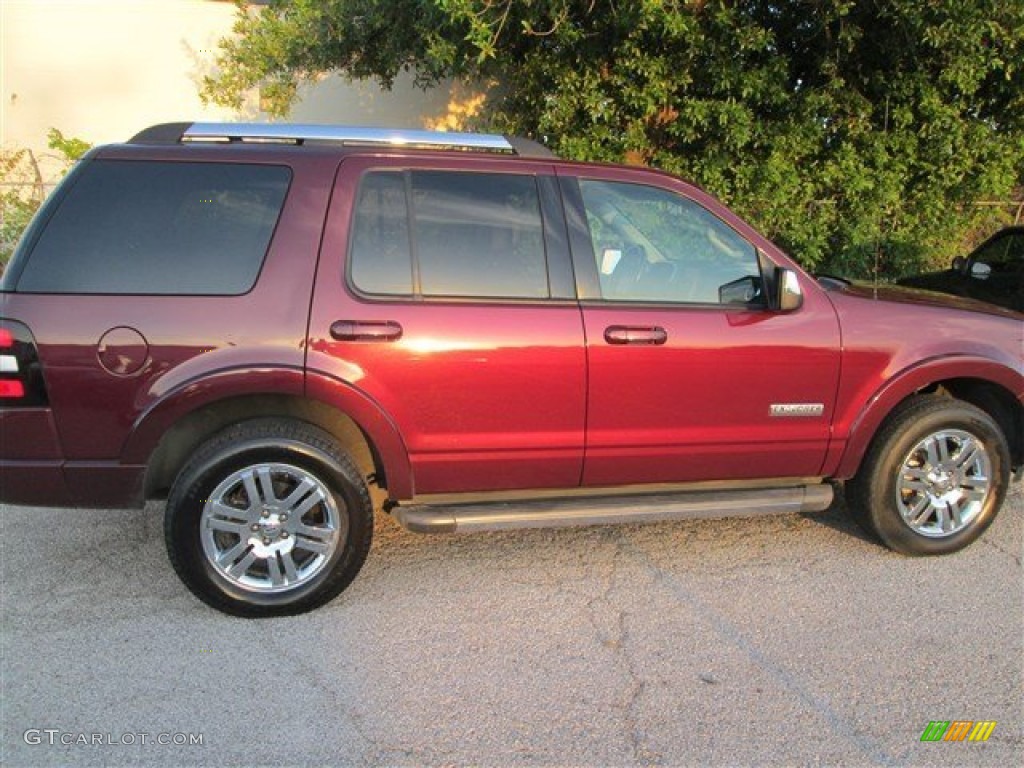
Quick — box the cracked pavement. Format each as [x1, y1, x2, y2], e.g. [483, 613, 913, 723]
[2, 484, 1021, 767]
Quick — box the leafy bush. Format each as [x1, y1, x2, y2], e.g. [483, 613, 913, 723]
[202, 0, 1023, 278]
[1, 129, 91, 274]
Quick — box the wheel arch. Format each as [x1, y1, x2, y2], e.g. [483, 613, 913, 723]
[143, 394, 393, 499]
[835, 359, 1023, 479]
[126, 371, 412, 501]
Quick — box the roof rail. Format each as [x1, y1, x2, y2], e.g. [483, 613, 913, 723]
[129, 122, 555, 158]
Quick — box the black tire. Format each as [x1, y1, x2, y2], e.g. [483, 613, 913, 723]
[164, 418, 373, 617]
[847, 395, 1009, 555]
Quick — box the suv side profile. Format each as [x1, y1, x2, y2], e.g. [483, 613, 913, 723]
[1, 122, 1021, 617]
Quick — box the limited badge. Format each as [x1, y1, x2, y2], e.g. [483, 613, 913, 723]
[770, 403, 825, 417]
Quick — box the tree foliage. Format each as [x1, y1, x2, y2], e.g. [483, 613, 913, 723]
[203, 0, 1024, 277]
[1, 129, 91, 273]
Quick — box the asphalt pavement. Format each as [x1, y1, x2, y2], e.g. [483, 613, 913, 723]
[2, 484, 1021, 767]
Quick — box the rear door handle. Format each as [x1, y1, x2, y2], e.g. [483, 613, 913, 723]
[604, 325, 668, 346]
[330, 320, 403, 342]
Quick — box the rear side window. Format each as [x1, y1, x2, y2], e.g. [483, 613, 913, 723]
[17, 160, 290, 294]
[349, 172, 413, 296]
[349, 170, 549, 299]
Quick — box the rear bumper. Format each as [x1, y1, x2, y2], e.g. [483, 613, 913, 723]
[63, 462, 146, 508]
[0, 461, 145, 508]
[0, 408, 74, 506]
[0, 461, 74, 507]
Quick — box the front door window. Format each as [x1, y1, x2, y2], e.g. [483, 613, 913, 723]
[579, 179, 764, 306]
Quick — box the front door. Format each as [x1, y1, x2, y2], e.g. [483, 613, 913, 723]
[561, 170, 841, 486]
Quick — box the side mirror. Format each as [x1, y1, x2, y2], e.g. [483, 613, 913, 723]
[718, 275, 763, 305]
[776, 268, 803, 312]
[970, 262, 992, 281]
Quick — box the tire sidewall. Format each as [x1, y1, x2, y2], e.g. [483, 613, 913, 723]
[867, 403, 1008, 555]
[168, 435, 367, 613]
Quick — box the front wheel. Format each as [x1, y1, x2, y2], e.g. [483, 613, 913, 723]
[164, 419, 373, 617]
[848, 396, 1010, 555]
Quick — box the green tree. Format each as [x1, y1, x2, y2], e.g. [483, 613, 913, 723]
[1, 129, 91, 273]
[203, 0, 1023, 278]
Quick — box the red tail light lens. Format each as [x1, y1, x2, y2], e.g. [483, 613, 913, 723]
[0, 321, 48, 406]
[0, 380, 25, 398]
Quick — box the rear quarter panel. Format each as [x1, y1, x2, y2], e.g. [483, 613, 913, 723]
[1, 145, 339, 507]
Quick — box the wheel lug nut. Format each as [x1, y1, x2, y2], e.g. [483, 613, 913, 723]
[262, 537, 271, 545]
[280, 514, 288, 522]
[251, 524, 260, 531]
[261, 510, 270, 518]
[280, 532, 289, 539]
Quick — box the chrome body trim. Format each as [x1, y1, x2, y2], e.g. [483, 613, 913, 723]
[183, 123, 516, 152]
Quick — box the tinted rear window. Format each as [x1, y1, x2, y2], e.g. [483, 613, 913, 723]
[349, 171, 414, 296]
[349, 170, 549, 299]
[17, 160, 290, 294]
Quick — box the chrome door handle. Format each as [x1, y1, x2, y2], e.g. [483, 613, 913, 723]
[330, 320, 403, 342]
[603, 325, 668, 345]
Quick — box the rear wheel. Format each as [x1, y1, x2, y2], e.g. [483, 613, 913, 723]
[848, 396, 1009, 555]
[165, 419, 373, 616]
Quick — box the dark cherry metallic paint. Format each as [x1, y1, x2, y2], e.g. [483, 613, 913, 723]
[554, 164, 842, 485]
[2, 144, 336, 505]
[0, 140, 1021, 510]
[309, 155, 586, 496]
[817, 284, 1022, 478]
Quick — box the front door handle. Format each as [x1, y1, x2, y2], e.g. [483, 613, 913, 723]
[604, 325, 668, 346]
[330, 320, 403, 342]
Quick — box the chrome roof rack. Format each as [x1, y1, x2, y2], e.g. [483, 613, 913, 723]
[129, 122, 554, 158]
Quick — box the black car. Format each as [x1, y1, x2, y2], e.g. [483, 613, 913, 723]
[898, 226, 1024, 312]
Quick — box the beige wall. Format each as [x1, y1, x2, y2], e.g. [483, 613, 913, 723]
[1, 0, 458, 180]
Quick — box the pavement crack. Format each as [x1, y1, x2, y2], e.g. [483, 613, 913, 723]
[982, 536, 1022, 567]
[263, 627, 378, 766]
[620, 536, 901, 768]
[582, 532, 663, 765]
[617, 608, 659, 765]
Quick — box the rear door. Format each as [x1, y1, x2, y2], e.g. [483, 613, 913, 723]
[308, 155, 586, 495]
[559, 168, 842, 486]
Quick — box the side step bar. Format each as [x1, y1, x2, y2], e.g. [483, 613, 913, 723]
[391, 484, 834, 534]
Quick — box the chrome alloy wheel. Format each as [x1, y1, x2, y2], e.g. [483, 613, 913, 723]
[896, 429, 992, 538]
[200, 463, 345, 593]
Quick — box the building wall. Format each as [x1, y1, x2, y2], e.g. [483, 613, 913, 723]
[1, 0, 459, 180]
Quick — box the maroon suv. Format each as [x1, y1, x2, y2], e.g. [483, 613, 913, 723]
[1, 122, 1021, 616]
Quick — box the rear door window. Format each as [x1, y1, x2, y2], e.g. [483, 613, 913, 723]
[349, 170, 550, 300]
[17, 160, 290, 294]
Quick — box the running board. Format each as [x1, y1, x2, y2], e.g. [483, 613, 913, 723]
[391, 484, 834, 534]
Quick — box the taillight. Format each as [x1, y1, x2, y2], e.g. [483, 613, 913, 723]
[0, 321, 48, 406]
[0, 380, 25, 398]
